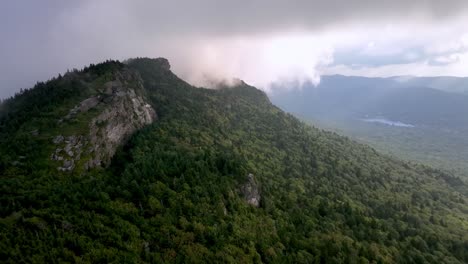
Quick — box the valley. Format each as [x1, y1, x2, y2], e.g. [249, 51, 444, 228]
[271, 75, 468, 179]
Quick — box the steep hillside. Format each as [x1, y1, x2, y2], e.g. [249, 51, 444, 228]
[1, 59, 468, 263]
[0, 60, 155, 175]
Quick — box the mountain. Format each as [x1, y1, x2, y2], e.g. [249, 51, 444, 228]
[270, 75, 468, 177]
[1, 59, 468, 263]
[390, 76, 468, 95]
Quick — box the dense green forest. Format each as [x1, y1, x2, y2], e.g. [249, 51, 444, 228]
[1, 58, 468, 263]
[297, 117, 468, 179]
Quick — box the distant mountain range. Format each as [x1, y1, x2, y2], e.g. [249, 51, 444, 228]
[270, 75, 468, 177]
[390, 76, 468, 95]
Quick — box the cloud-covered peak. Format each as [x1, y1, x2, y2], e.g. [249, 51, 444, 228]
[1, 1, 468, 97]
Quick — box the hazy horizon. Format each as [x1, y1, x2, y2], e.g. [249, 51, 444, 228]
[1, 1, 468, 98]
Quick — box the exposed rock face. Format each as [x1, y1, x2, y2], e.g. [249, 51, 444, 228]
[64, 96, 101, 120]
[52, 69, 156, 172]
[241, 174, 261, 207]
[52, 135, 84, 171]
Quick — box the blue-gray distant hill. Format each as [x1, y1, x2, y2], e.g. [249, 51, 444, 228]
[270, 75, 468, 176]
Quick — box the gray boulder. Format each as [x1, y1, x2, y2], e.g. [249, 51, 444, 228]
[241, 173, 261, 207]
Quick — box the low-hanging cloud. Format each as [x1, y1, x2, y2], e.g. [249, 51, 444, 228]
[169, 34, 334, 90]
[1, 0, 468, 97]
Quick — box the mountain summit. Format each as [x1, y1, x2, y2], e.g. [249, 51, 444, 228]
[1, 58, 467, 263]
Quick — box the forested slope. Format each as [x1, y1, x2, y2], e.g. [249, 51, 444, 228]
[1, 58, 467, 263]
[270, 75, 468, 178]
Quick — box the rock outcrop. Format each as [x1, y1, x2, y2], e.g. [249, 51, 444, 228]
[52, 69, 156, 172]
[63, 96, 101, 120]
[51, 135, 84, 171]
[240, 173, 261, 207]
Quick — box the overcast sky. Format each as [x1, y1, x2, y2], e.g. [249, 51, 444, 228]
[1, 0, 468, 98]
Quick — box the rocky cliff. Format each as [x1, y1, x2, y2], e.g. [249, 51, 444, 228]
[240, 173, 261, 207]
[51, 69, 156, 172]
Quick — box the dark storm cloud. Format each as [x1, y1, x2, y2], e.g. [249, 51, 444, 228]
[1, 0, 468, 98]
[124, 0, 468, 35]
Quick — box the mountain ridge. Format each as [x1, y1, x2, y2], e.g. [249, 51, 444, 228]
[1, 58, 468, 263]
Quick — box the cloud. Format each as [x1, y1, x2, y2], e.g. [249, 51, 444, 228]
[1, 1, 468, 98]
[171, 34, 334, 91]
[326, 51, 468, 77]
[68, 0, 468, 36]
[431, 54, 462, 65]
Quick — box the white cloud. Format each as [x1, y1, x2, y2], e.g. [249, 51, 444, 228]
[174, 34, 334, 91]
[2, 1, 468, 98]
[433, 53, 462, 64]
[404, 52, 420, 61]
[424, 33, 468, 54]
[26, 13, 468, 93]
[326, 51, 468, 77]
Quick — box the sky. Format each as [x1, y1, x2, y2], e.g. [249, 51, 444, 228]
[1, 0, 468, 98]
